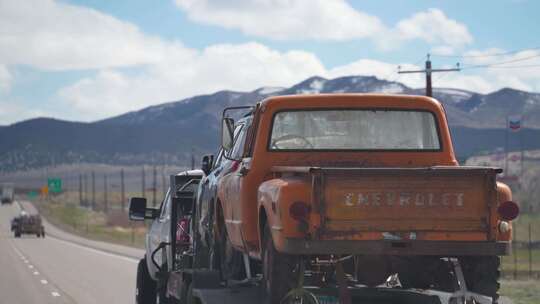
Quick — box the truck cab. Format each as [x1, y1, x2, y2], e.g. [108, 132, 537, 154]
[201, 94, 518, 304]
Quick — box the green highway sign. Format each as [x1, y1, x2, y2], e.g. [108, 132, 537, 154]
[47, 178, 62, 193]
[28, 190, 38, 199]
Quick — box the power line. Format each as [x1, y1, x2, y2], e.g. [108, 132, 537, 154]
[380, 56, 426, 84]
[433, 71, 451, 83]
[476, 64, 540, 69]
[432, 46, 540, 58]
[461, 53, 540, 70]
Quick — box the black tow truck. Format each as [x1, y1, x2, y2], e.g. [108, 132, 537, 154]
[129, 166, 494, 304]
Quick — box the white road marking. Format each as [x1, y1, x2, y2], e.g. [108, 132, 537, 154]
[49, 236, 138, 264]
[11, 242, 58, 296]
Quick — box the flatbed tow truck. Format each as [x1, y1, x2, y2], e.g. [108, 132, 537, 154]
[131, 172, 496, 304]
[130, 94, 518, 304]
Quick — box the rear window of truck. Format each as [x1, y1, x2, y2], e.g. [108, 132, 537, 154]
[269, 109, 441, 151]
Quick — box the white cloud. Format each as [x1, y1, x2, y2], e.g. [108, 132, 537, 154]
[433, 74, 494, 94]
[328, 59, 425, 88]
[0, 0, 193, 70]
[0, 100, 49, 125]
[175, 0, 384, 41]
[175, 1, 472, 50]
[325, 48, 540, 94]
[58, 42, 326, 120]
[0, 65, 12, 92]
[395, 9, 473, 48]
[431, 46, 456, 56]
[454, 49, 540, 92]
[58, 44, 540, 121]
[2, 0, 539, 124]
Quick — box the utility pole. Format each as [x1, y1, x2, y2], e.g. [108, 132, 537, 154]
[120, 168, 125, 212]
[91, 171, 95, 210]
[398, 54, 460, 97]
[78, 173, 83, 206]
[104, 174, 108, 213]
[142, 166, 146, 198]
[505, 116, 509, 176]
[191, 147, 195, 170]
[152, 165, 157, 207]
[162, 170, 167, 201]
[83, 173, 88, 207]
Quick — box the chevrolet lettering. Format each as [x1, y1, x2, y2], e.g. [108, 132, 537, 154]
[344, 192, 465, 207]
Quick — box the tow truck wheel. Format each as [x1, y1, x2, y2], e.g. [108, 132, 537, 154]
[136, 258, 157, 304]
[459, 256, 500, 304]
[262, 224, 300, 304]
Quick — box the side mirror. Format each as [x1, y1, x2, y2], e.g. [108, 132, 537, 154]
[201, 154, 214, 175]
[221, 118, 235, 151]
[129, 197, 157, 220]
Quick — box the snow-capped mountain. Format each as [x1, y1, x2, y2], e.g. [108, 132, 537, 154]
[1, 75, 540, 171]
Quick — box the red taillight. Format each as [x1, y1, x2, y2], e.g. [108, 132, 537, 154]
[498, 201, 519, 221]
[289, 201, 311, 221]
[176, 218, 190, 244]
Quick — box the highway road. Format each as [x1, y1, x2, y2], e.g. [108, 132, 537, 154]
[0, 201, 516, 304]
[0, 201, 144, 304]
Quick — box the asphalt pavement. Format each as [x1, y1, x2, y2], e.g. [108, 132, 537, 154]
[1, 200, 515, 304]
[0, 201, 145, 304]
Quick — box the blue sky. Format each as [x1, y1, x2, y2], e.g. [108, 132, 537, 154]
[0, 0, 539, 124]
[73, 0, 538, 66]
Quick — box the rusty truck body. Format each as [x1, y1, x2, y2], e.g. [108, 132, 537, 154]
[207, 94, 518, 304]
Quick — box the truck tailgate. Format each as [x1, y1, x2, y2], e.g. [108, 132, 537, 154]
[305, 167, 500, 237]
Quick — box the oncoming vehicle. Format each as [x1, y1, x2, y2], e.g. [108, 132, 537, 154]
[197, 94, 518, 304]
[11, 210, 45, 238]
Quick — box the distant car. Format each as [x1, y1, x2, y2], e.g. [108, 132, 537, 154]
[1, 183, 14, 204]
[11, 212, 45, 238]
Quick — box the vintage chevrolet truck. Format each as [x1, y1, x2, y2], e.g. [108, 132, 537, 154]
[200, 94, 519, 304]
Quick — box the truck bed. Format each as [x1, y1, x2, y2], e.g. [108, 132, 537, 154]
[273, 166, 501, 241]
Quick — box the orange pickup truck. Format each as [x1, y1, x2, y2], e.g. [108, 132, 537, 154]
[209, 94, 518, 304]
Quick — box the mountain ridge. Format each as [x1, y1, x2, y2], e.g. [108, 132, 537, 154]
[1, 75, 539, 171]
